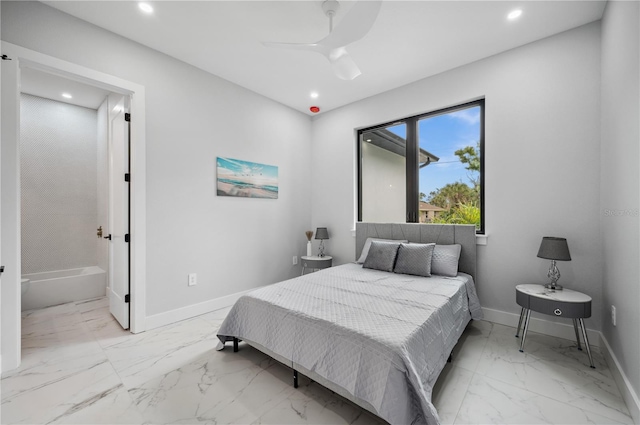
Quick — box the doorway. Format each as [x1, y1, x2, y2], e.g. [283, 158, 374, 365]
[1, 42, 147, 372]
[19, 74, 131, 330]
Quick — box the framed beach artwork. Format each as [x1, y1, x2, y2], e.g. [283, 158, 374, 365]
[216, 157, 278, 199]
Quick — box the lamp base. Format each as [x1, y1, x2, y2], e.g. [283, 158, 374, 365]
[545, 260, 562, 290]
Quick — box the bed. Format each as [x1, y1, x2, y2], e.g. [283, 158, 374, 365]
[217, 223, 482, 425]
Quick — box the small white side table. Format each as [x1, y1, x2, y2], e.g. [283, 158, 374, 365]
[301, 256, 332, 275]
[515, 284, 594, 368]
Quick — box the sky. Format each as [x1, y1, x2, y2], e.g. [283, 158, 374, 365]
[389, 106, 481, 200]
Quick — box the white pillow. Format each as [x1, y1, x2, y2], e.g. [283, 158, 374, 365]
[431, 244, 462, 277]
[357, 237, 408, 263]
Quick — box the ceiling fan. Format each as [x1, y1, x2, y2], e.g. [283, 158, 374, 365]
[263, 0, 382, 81]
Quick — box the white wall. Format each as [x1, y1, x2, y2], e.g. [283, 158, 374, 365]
[1, 1, 312, 318]
[20, 94, 98, 274]
[311, 23, 603, 330]
[600, 0, 640, 413]
[361, 142, 405, 223]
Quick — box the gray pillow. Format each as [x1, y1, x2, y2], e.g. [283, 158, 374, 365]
[357, 237, 408, 263]
[362, 241, 401, 272]
[431, 244, 462, 277]
[394, 243, 435, 277]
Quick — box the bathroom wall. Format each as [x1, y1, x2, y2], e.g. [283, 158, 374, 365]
[20, 94, 99, 274]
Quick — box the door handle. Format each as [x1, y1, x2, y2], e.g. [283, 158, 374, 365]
[0, 266, 4, 275]
[104, 234, 112, 240]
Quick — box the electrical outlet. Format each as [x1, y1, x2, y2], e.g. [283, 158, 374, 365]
[188, 273, 197, 286]
[293, 256, 298, 265]
[611, 305, 616, 326]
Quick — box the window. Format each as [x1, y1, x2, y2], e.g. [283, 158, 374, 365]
[357, 100, 484, 233]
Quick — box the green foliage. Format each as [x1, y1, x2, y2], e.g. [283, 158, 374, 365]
[454, 141, 480, 190]
[419, 192, 427, 202]
[432, 202, 481, 229]
[454, 142, 480, 173]
[426, 142, 481, 229]
[428, 182, 476, 209]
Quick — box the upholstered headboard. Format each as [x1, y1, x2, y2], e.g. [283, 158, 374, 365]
[355, 222, 477, 280]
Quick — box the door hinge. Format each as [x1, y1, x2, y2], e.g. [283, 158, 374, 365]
[1, 54, 12, 61]
[124, 173, 130, 182]
[124, 294, 130, 303]
[125, 234, 130, 243]
[125, 113, 131, 122]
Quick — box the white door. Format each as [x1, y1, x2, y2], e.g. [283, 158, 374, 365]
[108, 96, 130, 329]
[1, 54, 4, 370]
[1, 54, 21, 371]
[1, 50, 4, 372]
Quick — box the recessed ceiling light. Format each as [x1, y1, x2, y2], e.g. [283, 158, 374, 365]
[507, 9, 523, 20]
[62, 93, 72, 99]
[138, 2, 154, 14]
[310, 92, 319, 99]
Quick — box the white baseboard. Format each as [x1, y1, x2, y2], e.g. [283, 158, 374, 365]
[481, 307, 601, 347]
[145, 289, 252, 331]
[600, 334, 640, 424]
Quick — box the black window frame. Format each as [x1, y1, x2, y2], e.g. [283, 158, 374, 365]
[357, 99, 485, 234]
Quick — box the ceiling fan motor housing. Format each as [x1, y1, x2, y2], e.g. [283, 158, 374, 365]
[322, 0, 340, 18]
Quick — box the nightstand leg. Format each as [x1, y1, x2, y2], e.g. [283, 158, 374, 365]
[572, 319, 582, 350]
[301, 267, 305, 276]
[516, 308, 525, 337]
[578, 318, 595, 368]
[519, 309, 531, 352]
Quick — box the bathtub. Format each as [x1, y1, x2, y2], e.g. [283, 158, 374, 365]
[21, 266, 107, 311]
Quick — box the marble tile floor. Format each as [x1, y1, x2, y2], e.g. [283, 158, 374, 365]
[1, 297, 633, 425]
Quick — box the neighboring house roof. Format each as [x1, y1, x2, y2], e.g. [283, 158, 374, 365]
[362, 128, 439, 167]
[419, 202, 446, 212]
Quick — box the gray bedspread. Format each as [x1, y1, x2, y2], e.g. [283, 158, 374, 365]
[217, 263, 483, 425]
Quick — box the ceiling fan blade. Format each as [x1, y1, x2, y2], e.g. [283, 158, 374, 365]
[262, 1, 379, 80]
[319, 0, 382, 49]
[329, 48, 361, 80]
[262, 41, 321, 52]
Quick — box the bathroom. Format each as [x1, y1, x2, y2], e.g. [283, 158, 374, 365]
[20, 68, 122, 311]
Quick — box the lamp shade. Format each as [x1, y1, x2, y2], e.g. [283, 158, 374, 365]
[315, 227, 329, 240]
[537, 237, 571, 261]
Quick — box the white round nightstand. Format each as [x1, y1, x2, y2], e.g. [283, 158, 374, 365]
[301, 256, 332, 275]
[515, 284, 594, 368]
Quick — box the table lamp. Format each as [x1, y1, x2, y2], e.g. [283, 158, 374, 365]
[537, 236, 571, 290]
[315, 227, 329, 257]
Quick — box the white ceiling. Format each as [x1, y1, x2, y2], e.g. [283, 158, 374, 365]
[41, 0, 606, 115]
[21, 67, 111, 109]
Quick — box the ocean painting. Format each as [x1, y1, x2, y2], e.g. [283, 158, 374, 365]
[216, 157, 278, 199]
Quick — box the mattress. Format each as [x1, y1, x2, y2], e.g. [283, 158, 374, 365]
[217, 262, 482, 425]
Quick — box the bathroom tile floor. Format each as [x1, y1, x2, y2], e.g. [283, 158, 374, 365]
[1, 297, 633, 424]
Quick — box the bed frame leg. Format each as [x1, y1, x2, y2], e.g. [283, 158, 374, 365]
[447, 353, 452, 363]
[233, 337, 239, 352]
[293, 370, 299, 388]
